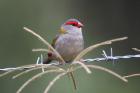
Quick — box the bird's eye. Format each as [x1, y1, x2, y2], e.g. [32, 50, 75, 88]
[72, 23, 77, 26]
[72, 23, 82, 28]
[71, 23, 80, 28]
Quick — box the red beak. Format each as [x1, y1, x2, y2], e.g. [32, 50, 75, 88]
[78, 22, 84, 28]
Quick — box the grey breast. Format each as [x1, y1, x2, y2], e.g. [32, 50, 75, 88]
[55, 34, 84, 61]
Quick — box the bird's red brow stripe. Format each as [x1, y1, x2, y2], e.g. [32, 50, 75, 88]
[65, 21, 82, 28]
[65, 21, 78, 25]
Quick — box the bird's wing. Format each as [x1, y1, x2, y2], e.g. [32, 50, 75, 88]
[47, 34, 60, 53]
[51, 34, 60, 48]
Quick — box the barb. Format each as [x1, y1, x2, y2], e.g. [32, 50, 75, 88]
[40, 54, 44, 72]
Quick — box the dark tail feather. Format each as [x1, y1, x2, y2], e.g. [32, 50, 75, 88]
[43, 58, 52, 64]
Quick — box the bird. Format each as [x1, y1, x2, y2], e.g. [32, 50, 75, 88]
[43, 18, 84, 64]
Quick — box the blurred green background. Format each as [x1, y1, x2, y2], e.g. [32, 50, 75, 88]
[0, 0, 140, 93]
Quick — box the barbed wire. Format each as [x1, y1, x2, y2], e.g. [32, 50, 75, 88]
[83, 48, 140, 62]
[0, 48, 140, 71]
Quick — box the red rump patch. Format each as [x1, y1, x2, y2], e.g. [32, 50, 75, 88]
[48, 52, 52, 57]
[65, 21, 83, 28]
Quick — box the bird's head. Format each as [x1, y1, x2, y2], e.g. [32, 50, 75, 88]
[60, 19, 83, 34]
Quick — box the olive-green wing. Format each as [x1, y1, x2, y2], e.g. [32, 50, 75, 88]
[51, 35, 59, 48]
